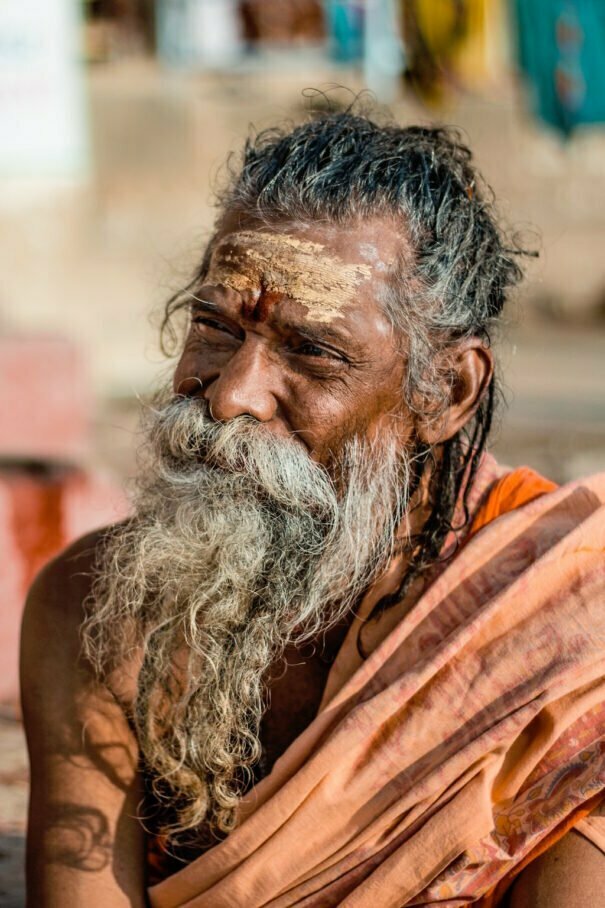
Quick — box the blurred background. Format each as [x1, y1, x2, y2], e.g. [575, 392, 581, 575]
[1, 2, 605, 903]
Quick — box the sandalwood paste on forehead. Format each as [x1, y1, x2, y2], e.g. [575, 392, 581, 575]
[207, 231, 373, 323]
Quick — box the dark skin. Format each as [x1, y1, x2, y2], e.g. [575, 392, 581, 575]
[21, 217, 601, 906]
[174, 219, 415, 461]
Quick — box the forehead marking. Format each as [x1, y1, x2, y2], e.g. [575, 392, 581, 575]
[207, 231, 373, 323]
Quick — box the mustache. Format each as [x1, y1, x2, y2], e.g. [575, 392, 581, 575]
[146, 394, 343, 512]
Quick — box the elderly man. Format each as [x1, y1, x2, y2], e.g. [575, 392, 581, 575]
[22, 113, 605, 907]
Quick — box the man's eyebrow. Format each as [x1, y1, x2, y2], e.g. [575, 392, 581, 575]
[187, 294, 356, 350]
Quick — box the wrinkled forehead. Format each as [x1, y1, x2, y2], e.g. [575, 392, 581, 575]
[206, 225, 400, 324]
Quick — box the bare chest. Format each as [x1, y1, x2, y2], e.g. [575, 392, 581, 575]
[258, 641, 336, 776]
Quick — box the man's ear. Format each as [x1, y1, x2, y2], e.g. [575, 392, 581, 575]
[417, 339, 494, 445]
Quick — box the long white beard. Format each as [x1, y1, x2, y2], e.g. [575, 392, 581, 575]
[84, 394, 414, 843]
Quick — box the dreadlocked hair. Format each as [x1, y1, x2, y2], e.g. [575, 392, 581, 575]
[162, 107, 533, 630]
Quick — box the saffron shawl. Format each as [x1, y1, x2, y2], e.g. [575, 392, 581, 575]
[149, 463, 605, 907]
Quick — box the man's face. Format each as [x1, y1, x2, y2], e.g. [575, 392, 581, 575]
[173, 217, 412, 466]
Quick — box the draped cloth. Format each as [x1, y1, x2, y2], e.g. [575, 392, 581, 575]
[149, 461, 605, 907]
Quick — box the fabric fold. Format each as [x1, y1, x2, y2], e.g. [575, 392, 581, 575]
[149, 469, 605, 907]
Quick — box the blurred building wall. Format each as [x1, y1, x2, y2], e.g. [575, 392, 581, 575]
[0, 3, 604, 491]
[0, 62, 605, 394]
[2, 58, 605, 399]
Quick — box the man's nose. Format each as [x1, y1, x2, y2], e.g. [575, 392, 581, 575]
[204, 338, 279, 423]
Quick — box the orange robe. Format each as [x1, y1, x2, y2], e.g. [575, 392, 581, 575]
[148, 458, 605, 906]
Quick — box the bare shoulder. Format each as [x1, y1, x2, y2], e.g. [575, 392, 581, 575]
[23, 524, 104, 633]
[21, 527, 110, 719]
[21, 526, 131, 714]
[509, 830, 605, 907]
[21, 527, 148, 908]
[21, 523, 140, 702]
[24, 523, 112, 629]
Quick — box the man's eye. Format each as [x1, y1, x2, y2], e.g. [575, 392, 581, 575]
[192, 316, 234, 336]
[293, 341, 340, 360]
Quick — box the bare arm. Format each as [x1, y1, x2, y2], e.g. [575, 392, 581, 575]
[509, 829, 605, 907]
[21, 531, 148, 908]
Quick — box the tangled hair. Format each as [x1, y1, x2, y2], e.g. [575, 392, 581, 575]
[162, 108, 533, 622]
[85, 396, 413, 844]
